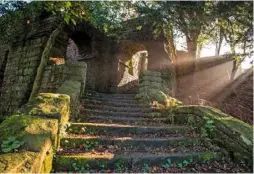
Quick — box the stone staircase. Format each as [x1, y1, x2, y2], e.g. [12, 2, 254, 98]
[52, 91, 229, 173]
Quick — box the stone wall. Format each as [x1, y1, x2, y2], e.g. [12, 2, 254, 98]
[111, 17, 172, 89]
[109, 41, 146, 93]
[0, 93, 70, 173]
[39, 61, 87, 95]
[176, 53, 233, 76]
[0, 44, 9, 97]
[81, 58, 98, 90]
[164, 105, 253, 167]
[0, 17, 60, 116]
[117, 16, 164, 41]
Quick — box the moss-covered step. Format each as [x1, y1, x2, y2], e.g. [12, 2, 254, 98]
[84, 104, 154, 113]
[67, 123, 193, 136]
[81, 99, 152, 108]
[163, 113, 198, 125]
[61, 136, 202, 150]
[53, 151, 223, 172]
[85, 115, 166, 125]
[82, 108, 156, 118]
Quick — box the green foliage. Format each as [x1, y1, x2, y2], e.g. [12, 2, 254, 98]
[142, 163, 151, 173]
[201, 117, 215, 139]
[83, 140, 99, 151]
[162, 159, 173, 168]
[0, 1, 252, 63]
[162, 158, 193, 169]
[1, 136, 24, 153]
[72, 162, 90, 172]
[115, 160, 125, 173]
[136, 25, 142, 31]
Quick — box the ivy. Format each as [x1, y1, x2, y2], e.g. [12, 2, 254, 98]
[1, 136, 24, 153]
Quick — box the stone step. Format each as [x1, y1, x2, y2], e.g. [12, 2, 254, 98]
[85, 115, 166, 125]
[84, 91, 136, 99]
[61, 136, 202, 150]
[82, 108, 157, 118]
[83, 95, 140, 103]
[84, 104, 154, 113]
[67, 123, 193, 137]
[84, 95, 137, 100]
[54, 151, 223, 172]
[81, 99, 152, 108]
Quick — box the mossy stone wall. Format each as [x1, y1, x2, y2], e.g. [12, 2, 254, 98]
[0, 93, 70, 173]
[0, 17, 60, 117]
[163, 105, 253, 167]
[136, 71, 168, 104]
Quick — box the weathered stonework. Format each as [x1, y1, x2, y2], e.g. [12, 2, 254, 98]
[163, 105, 253, 167]
[0, 17, 61, 116]
[39, 61, 87, 94]
[0, 93, 70, 173]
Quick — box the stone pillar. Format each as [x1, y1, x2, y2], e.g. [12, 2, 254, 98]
[140, 52, 148, 74]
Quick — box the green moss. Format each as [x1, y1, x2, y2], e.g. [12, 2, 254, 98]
[0, 115, 58, 152]
[53, 155, 90, 171]
[0, 151, 38, 173]
[141, 71, 161, 77]
[148, 112, 162, 118]
[199, 152, 218, 161]
[141, 76, 163, 83]
[61, 138, 100, 149]
[17, 93, 70, 120]
[0, 92, 71, 173]
[166, 105, 253, 166]
[40, 147, 54, 173]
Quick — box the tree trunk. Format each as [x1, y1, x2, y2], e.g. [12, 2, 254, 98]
[164, 38, 177, 97]
[29, 23, 63, 101]
[230, 59, 238, 82]
[215, 27, 223, 56]
[169, 38, 177, 65]
[186, 38, 197, 72]
[196, 45, 202, 59]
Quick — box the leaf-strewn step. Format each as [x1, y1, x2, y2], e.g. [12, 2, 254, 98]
[85, 115, 166, 125]
[61, 136, 202, 150]
[82, 109, 157, 118]
[81, 99, 151, 108]
[84, 104, 154, 113]
[54, 151, 223, 171]
[83, 96, 139, 103]
[67, 123, 193, 136]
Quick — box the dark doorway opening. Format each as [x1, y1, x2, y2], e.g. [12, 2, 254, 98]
[66, 31, 93, 61]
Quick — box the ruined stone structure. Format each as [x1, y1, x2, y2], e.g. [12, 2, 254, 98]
[0, 15, 171, 116]
[0, 14, 241, 117]
[0, 14, 252, 173]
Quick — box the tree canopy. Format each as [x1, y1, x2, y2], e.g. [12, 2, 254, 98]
[0, 1, 252, 62]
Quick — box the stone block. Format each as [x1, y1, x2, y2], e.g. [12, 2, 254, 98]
[17, 93, 70, 124]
